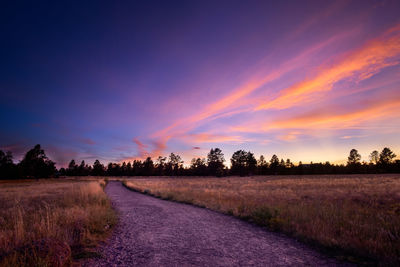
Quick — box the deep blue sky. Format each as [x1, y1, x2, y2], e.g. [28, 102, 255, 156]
[1, 0, 400, 167]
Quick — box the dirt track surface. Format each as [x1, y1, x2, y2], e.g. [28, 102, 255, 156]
[86, 181, 348, 266]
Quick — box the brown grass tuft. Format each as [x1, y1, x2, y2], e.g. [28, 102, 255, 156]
[0, 179, 117, 266]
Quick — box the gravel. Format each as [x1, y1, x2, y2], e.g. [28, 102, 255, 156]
[85, 181, 349, 266]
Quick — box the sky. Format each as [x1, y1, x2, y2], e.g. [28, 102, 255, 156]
[1, 0, 400, 167]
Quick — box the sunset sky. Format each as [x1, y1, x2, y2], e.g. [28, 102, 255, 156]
[1, 0, 400, 167]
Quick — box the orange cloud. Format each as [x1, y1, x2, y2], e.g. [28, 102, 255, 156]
[267, 98, 400, 130]
[278, 132, 301, 141]
[186, 133, 247, 143]
[256, 24, 400, 110]
[340, 135, 367, 139]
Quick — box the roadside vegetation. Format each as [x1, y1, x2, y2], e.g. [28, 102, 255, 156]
[0, 179, 117, 266]
[123, 174, 400, 265]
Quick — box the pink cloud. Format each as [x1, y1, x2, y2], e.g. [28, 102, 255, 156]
[256, 24, 400, 111]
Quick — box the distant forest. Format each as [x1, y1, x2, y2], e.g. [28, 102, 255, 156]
[0, 144, 399, 179]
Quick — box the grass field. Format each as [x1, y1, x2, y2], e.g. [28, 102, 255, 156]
[0, 178, 117, 267]
[123, 174, 400, 265]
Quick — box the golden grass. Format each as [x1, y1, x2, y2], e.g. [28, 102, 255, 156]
[0, 178, 117, 266]
[124, 174, 400, 265]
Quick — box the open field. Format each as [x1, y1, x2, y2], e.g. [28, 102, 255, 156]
[0, 179, 117, 267]
[123, 174, 400, 265]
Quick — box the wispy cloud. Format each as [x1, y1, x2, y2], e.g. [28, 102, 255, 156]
[340, 135, 367, 139]
[185, 133, 249, 144]
[278, 132, 302, 142]
[132, 138, 148, 158]
[267, 97, 400, 130]
[256, 24, 400, 110]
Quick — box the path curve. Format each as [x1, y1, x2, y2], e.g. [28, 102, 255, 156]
[86, 181, 348, 266]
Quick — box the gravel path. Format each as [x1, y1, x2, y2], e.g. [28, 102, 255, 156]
[86, 181, 348, 266]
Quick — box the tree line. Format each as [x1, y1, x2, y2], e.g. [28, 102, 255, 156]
[0, 145, 399, 179]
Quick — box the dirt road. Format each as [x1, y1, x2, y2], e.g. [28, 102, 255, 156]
[86, 181, 347, 266]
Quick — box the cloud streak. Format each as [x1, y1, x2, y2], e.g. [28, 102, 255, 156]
[256, 24, 400, 110]
[267, 97, 400, 130]
[186, 133, 249, 144]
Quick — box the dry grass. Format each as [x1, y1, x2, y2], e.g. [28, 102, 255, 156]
[124, 174, 400, 265]
[0, 178, 117, 266]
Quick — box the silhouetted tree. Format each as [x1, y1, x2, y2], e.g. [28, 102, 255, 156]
[347, 149, 361, 173]
[155, 156, 167, 175]
[126, 162, 132, 175]
[67, 160, 78, 176]
[280, 159, 285, 166]
[92, 159, 105, 176]
[78, 160, 90, 176]
[107, 162, 121, 176]
[347, 149, 361, 165]
[167, 153, 183, 176]
[207, 148, 225, 176]
[0, 150, 17, 179]
[230, 150, 246, 176]
[285, 159, 293, 169]
[132, 160, 142, 175]
[106, 162, 113, 175]
[269, 154, 279, 174]
[230, 150, 257, 176]
[369, 150, 379, 164]
[19, 144, 56, 178]
[379, 147, 396, 165]
[142, 157, 154, 176]
[247, 152, 257, 174]
[189, 158, 207, 176]
[121, 162, 127, 175]
[257, 155, 268, 175]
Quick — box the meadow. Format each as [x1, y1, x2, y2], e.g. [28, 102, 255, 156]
[123, 174, 400, 265]
[0, 178, 117, 267]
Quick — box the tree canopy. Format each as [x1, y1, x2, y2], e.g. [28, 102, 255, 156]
[19, 144, 56, 178]
[207, 148, 225, 176]
[347, 149, 361, 165]
[379, 147, 396, 165]
[230, 150, 257, 176]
